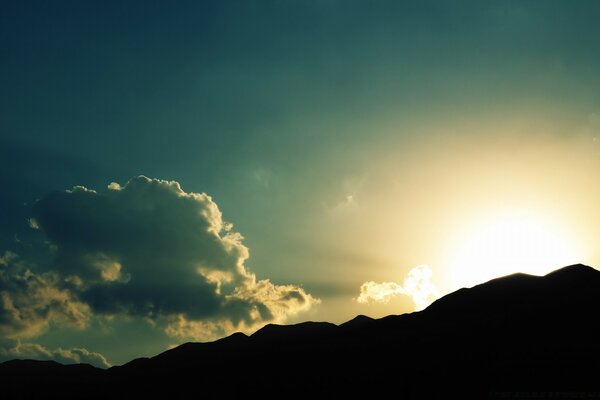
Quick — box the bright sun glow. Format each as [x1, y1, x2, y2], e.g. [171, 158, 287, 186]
[448, 210, 582, 289]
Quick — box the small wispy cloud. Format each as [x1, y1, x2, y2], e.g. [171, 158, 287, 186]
[357, 264, 439, 311]
[0, 339, 111, 368]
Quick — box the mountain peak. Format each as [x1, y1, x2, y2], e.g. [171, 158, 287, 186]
[340, 314, 374, 328]
[545, 263, 597, 277]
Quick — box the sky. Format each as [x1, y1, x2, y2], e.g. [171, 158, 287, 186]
[2, 0, 600, 367]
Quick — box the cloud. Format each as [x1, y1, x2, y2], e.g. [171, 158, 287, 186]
[29, 176, 317, 341]
[325, 174, 366, 215]
[329, 194, 358, 215]
[0, 251, 89, 339]
[0, 338, 110, 368]
[52, 347, 111, 368]
[357, 264, 439, 311]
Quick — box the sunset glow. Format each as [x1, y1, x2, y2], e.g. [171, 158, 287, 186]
[2, 1, 600, 368]
[448, 211, 582, 288]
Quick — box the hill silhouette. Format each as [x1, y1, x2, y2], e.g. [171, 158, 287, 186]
[2, 264, 600, 399]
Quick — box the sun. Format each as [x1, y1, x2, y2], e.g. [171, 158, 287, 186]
[448, 210, 582, 289]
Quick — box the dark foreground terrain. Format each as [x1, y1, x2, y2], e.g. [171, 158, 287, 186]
[3, 264, 600, 399]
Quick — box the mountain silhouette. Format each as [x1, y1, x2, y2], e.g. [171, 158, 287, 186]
[3, 264, 600, 399]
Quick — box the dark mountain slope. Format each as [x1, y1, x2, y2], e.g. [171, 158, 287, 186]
[3, 264, 600, 399]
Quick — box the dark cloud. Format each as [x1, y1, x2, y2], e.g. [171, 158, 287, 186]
[0, 137, 107, 247]
[29, 176, 317, 340]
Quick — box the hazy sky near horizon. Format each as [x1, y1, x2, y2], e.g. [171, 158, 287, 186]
[2, 1, 600, 367]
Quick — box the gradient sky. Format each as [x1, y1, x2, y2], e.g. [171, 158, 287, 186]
[2, 1, 600, 367]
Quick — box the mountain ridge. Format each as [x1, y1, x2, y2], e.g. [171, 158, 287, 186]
[2, 264, 600, 398]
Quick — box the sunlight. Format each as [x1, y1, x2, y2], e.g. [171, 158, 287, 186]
[448, 210, 582, 289]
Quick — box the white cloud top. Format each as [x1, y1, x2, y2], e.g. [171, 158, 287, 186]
[357, 264, 439, 311]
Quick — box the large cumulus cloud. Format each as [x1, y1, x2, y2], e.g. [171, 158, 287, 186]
[29, 176, 317, 340]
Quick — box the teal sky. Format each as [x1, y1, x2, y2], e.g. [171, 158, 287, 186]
[2, 1, 600, 366]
